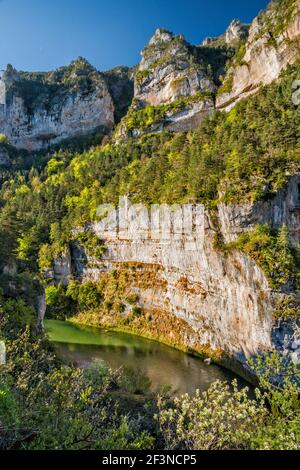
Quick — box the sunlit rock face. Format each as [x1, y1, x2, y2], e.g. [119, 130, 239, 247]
[0, 59, 115, 150]
[50, 197, 273, 369]
[225, 19, 250, 45]
[113, 28, 217, 137]
[47, 177, 300, 371]
[217, 0, 300, 110]
[135, 28, 215, 106]
[1, 2, 299, 149]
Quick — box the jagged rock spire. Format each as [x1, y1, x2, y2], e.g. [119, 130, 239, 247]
[225, 19, 250, 44]
[148, 28, 175, 46]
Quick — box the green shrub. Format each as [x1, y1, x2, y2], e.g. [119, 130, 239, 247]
[66, 279, 102, 310]
[75, 231, 106, 258]
[45, 283, 76, 320]
[223, 225, 300, 289]
[0, 134, 8, 144]
[132, 306, 142, 316]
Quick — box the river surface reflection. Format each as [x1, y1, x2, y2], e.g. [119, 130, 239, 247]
[46, 319, 244, 396]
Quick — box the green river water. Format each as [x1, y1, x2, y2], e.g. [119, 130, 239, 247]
[45, 319, 243, 396]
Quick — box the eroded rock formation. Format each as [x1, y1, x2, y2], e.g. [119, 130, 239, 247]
[217, 0, 300, 110]
[47, 181, 300, 372]
[0, 145, 10, 166]
[135, 28, 215, 106]
[0, 59, 129, 150]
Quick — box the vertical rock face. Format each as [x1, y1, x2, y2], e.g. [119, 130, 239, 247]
[225, 19, 250, 45]
[0, 59, 116, 150]
[217, 0, 300, 110]
[54, 197, 275, 368]
[135, 28, 215, 106]
[218, 175, 300, 245]
[35, 292, 47, 334]
[111, 28, 218, 138]
[47, 181, 300, 370]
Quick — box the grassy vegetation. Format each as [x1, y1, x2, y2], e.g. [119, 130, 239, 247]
[1, 0, 300, 450]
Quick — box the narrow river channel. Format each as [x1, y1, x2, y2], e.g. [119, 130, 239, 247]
[45, 319, 245, 396]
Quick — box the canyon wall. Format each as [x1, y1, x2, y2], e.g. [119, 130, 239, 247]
[0, 62, 115, 151]
[134, 28, 215, 107]
[0, 60, 136, 151]
[216, 0, 300, 110]
[218, 174, 300, 245]
[49, 189, 299, 371]
[0, 88, 114, 151]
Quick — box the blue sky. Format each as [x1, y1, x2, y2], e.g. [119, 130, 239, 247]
[0, 0, 269, 72]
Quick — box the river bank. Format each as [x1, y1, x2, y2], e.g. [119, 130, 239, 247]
[67, 311, 258, 385]
[45, 319, 245, 396]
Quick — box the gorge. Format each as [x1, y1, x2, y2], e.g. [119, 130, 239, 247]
[1, 0, 300, 380]
[3, 0, 300, 452]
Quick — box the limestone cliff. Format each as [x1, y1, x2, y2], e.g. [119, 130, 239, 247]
[0, 59, 122, 150]
[46, 177, 300, 373]
[135, 28, 215, 106]
[114, 29, 221, 139]
[217, 0, 300, 110]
